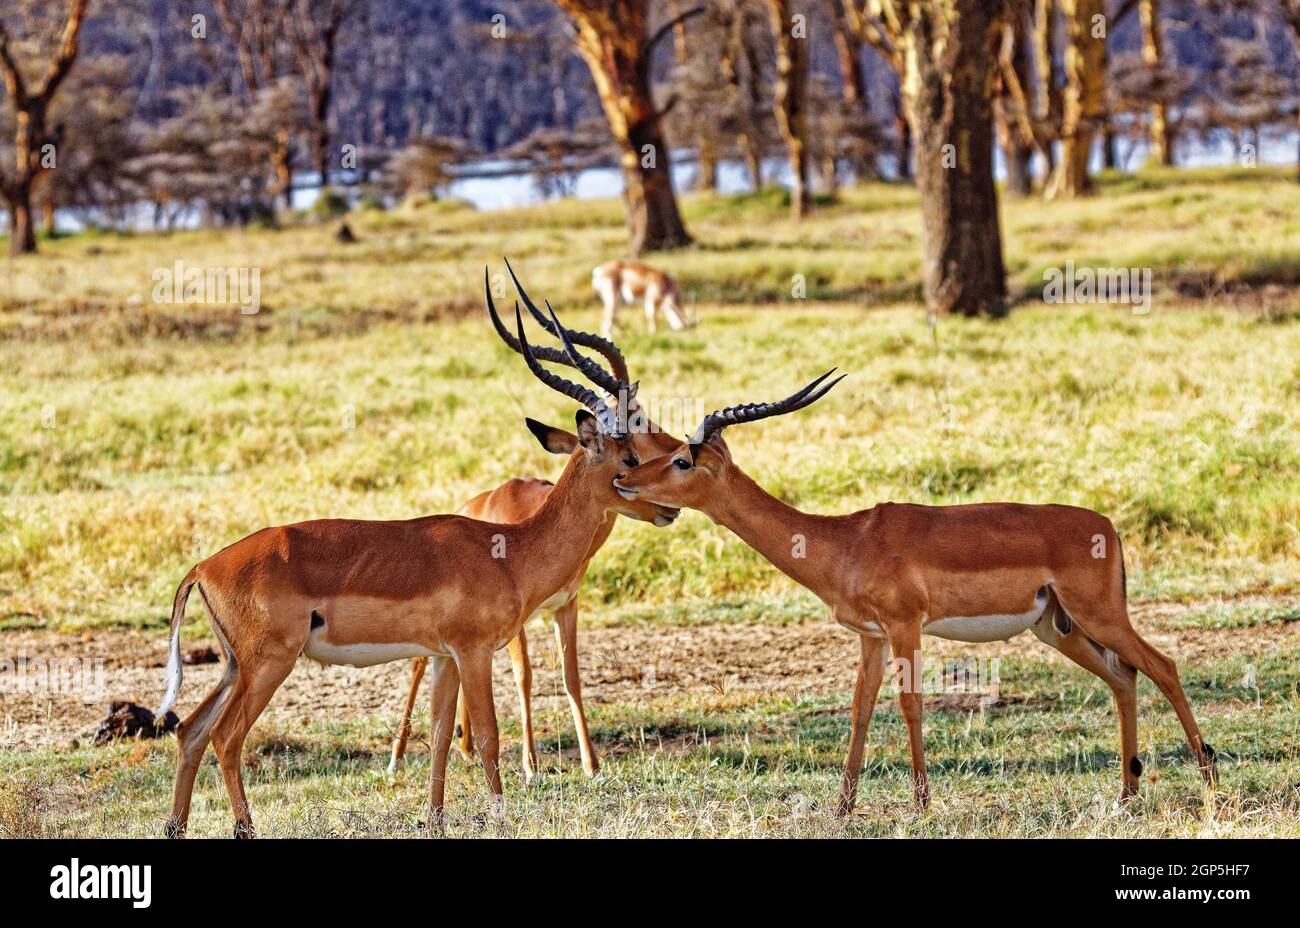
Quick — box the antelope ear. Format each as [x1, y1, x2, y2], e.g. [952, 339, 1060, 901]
[574, 409, 604, 454]
[524, 418, 578, 455]
[688, 436, 725, 474]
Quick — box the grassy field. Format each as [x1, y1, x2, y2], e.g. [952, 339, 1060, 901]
[2, 166, 1299, 837]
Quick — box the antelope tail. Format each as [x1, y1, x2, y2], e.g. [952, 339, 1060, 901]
[156, 567, 197, 717]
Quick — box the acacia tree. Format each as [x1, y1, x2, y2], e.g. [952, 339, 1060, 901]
[1046, 0, 1106, 197]
[718, 0, 772, 189]
[765, 0, 811, 217]
[995, 8, 1039, 196]
[843, 0, 1007, 317]
[839, 1, 911, 178]
[0, 0, 91, 255]
[663, 0, 720, 190]
[206, 0, 298, 209]
[1281, 1, 1300, 179]
[827, 1, 884, 183]
[553, 0, 694, 254]
[1138, 0, 1172, 164]
[288, 0, 356, 190]
[1030, 0, 1063, 173]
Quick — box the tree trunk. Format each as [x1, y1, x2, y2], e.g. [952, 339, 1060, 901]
[620, 114, 691, 253]
[1032, 0, 1061, 172]
[7, 184, 36, 255]
[557, 1, 691, 254]
[42, 186, 57, 238]
[666, 0, 716, 194]
[741, 136, 763, 189]
[821, 153, 839, 196]
[6, 107, 43, 255]
[1048, 0, 1106, 198]
[894, 97, 912, 181]
[696, 139, 718, 191]
[1139, 0, 1172, 165]
[833, 15, 867, 107]
[901, 0, 1007, 317]
[832, 6, 878, 183]
[997, 12, 1038, 197]
[1004, 141, 1035, 197]
[720, 14, 761, 190]
[274, 128, 294, 210]
[766, 0, 810, 218]
[312, 89, 331, 188]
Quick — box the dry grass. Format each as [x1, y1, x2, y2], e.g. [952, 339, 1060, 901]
[1, 166, 1298, 836]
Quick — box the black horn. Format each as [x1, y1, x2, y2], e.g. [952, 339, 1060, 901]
[505, 256, 631, 384]
[691, 369, 845, 446]
[544, 301, 636, 405]
[513, 305, 619, 436]
[484, 267, 578, 370]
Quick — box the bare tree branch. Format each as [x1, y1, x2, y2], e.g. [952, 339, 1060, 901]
[646, 5, 705, 57]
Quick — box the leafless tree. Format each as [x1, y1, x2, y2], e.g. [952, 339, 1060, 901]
[204, 0, 300, 208]
[764, 0, 811, 217]
[1045, 0, 1107, 198]
[840, 0, 1008, 317]
[501, 121, 612, 199]
[0, 0, 92, 254]
[287, 0, 359, 191]
[552, 0, 696, 253]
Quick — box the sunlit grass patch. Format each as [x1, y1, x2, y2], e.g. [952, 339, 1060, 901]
[5, 645, 1295, 838]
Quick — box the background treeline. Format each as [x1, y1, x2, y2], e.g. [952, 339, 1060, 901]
[1, 0, 1298, 315]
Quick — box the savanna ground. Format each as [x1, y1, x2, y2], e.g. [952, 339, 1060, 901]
[1, 166, 1298, 837]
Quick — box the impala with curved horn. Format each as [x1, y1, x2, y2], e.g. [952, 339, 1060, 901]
[155, 268, 673, 837]
[613, 374, 1217, 814]
[389, 261, 686, 779]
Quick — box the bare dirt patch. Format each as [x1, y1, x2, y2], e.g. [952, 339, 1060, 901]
[3, 596, 1296, 751]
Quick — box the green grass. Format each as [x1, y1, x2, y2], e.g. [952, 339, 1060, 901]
[4, 646, 1296, 838]
[3, 274, 1298, 627]
[2, 165, 1299, 837]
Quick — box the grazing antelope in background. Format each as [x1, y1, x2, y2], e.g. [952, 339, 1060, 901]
[155, 269, 670, 837]
[389, 264, 685, 779]
[592, 259, 692, 338]
[612, 373, 1217, 814]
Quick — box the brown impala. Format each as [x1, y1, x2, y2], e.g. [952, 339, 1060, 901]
[155, 270, 672, 837]
[388, 263, 685, 779]
[612, 373, 1217, 814]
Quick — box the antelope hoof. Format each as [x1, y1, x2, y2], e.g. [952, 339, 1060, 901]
[233, 821, 255, 840]
[1201, 742, 1218, 787]
[914, 783, 931, 811]
[163, 818, 186, 839]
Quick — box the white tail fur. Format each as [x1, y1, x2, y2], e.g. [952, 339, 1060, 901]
[156, 569, 197, 717]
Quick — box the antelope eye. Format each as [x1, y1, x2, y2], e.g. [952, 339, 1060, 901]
[673, 458, 691, 470]
[623, 454, 639, 468]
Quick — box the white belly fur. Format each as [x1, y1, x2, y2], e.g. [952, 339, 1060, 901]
[537, 589, 570, 613]
[923, 589, 1049, 643]
[303, 636, 440, 668]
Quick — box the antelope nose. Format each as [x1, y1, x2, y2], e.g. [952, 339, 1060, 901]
[613, 480, 637, 501]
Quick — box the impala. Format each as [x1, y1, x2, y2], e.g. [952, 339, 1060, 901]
[155, 271, 663, 837]
[612, 373, 1217, 814]
[388, 264, 685, 779]
[592, 259, 691, 337]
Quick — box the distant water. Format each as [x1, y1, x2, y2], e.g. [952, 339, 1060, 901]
[441, 133, 1298, 212]
[33, 132, 1299, 232]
